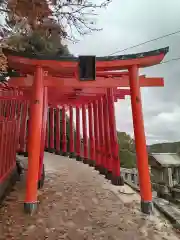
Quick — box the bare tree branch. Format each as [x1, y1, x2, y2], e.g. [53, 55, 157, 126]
[0, 0, 111, 41]
[48, 0, 112, 40]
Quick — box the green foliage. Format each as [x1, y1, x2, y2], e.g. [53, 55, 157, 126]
[117, 131, 136, 169]
[119, 149, 136, 168]
[5, 31, 70, 55]
[117, 132, 135, 152]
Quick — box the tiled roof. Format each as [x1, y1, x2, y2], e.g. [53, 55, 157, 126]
[149, 153, 180, 167]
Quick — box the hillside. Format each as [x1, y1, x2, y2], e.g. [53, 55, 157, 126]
[148, 141, 180, 153]
[117, 132, 136, 168]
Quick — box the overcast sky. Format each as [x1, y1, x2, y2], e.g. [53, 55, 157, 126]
[68, 0, 180, 145]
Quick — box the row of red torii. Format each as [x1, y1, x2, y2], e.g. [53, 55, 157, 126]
[4, 47, 169, 215]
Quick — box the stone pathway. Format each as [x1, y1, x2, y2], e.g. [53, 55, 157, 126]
[0, 152, 179, 239]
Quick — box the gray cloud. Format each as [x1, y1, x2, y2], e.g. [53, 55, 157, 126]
[68, 0, 180, 144]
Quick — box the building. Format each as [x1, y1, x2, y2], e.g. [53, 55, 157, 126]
[148, 153, 180, 187]
[148, 153, 180, 200]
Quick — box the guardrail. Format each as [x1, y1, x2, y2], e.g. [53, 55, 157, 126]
[121, 167, 180, 229]
[121, 168, 139, 189]
[0, 87, 22, 201]
[0, 118, 19, 184]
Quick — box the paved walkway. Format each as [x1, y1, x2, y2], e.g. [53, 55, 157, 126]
[0, 153, 179, 239]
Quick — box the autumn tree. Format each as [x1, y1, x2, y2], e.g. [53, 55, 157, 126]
[0, 0, 111, 40]
[0, 0, 111, 72]
[0, 1, 111, 152]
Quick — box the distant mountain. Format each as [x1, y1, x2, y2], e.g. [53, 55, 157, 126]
[148, 141, 180, 153]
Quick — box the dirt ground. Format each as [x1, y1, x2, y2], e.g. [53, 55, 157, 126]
[0, 153, 179, 240]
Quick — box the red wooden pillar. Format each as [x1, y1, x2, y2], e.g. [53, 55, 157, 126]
[97, 97, 106, 174]
[2, 99, 5, 116]
[2, 95, 6, 117]
[6, 90, 10, 116]
[24, 102, 29, 158]
[88, 102, 95, 166]
[26, 106, 30, 154]
[16, 100, 23, 152]
[75, 106, 81, 161]
[19, 101, 28, 154]
[107, 88, 124, 186]
[11, 99, 16, 119]
[129, 65, 152, 214]
[92, 100, 100, 170]
[6, 98, 11, 117]
[82, 104, 88, 164]
[45, 110, 49, 151]
[38, 87, 48, 189]
[49, 107, 54, 152]
[69, 105, 75, 158]
[61, 106, 67, 156]
[0, 99, 2, 116]
[103, 96, 113, 179]
[24, 66, 44, 214]
[55, 107, 61, 155]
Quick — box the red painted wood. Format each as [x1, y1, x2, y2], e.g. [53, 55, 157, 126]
[0, 118, 18, 183]
[129, 65, 152, 202]
[55, 107, 60, 153]
[62, 106, 67, 154]
[8, 75, 164, 88]
[25, 66, 44, 204]
[6, 51, 166, 75]
[88, 103, 95, 162]
[0, 49, 167, 213]
[107, 88, 120, 177]
[39, 87, 48, 180]
[82, 104, 88, 161]
[45, 110, 49, 150]
[92, 100, 100, 167]
[97, 97, 105, 169]
[49, 107, 55, 151]
[69, 105, 74, 154]
[19, 101, 28, 153]
[103, 95, 112, 172]
[75, 106, 81, 158]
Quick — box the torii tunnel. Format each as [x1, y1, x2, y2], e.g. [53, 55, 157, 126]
[0, 47, 169, 215]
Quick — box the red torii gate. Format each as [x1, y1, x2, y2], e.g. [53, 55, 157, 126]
[4, 47, 168, 215]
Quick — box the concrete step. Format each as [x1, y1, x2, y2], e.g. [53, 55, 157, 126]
[153, 197, 180, 229]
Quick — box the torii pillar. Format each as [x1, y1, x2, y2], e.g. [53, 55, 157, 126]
[19, 100, 28, 155]
[69, 105, 75, 158]
[97, 97, 106, 175]
[88, 102, 95, 166]
[82, 104, 88, 164]
[38, 87, 48, 189]
[24, 66, 44, 214]
[93, 100, 101, 170]
[76, 106, 81, 161]
[103, 95, 112, 179]
[107, 88, 124, 186]
[61, 106, 67, 156]
[55, 107, 61, 155]
[129, 65, 153, 214]
[49, 107, 55, 153]
[45, 116, 49, 151]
